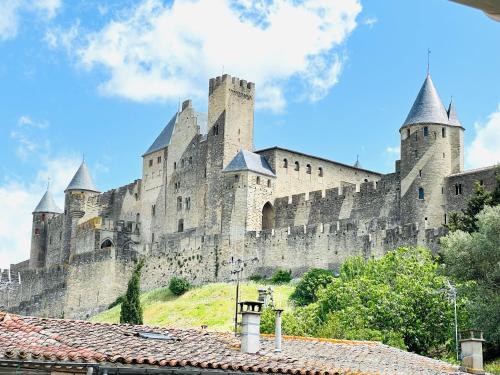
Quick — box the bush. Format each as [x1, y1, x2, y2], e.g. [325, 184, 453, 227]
[120, 259, 144, 325]
[271, 269, 292, 284]
[290, 268, 335, 306]
[169, 277, 191, 296]
[248, 274, 266, 282]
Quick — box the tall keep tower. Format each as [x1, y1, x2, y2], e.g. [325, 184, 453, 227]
[62, 161, 100, 262]
[399, 74, 464, 231]
[205, 74, 255, 235]
[29, 184, 62, 269]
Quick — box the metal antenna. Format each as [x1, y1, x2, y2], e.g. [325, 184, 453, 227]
[427, 48, 431, 75]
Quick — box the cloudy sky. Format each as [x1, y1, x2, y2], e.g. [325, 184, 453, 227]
[0, 0, 499, 268]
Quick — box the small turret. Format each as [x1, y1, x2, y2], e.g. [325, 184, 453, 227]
[447, 98, 461, 127]
[29, 182, 62, 269]
[65, 160, 100, 193]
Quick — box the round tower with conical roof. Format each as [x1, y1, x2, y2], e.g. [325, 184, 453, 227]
[62, 160, 100, 262]
[29, 183, 62, 269]
[399, 74, 464, 232]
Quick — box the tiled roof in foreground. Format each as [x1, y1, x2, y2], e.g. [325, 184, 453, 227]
[0, 313, 466, 375]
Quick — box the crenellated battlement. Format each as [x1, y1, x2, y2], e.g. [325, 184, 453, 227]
[209, 74, 255, 96]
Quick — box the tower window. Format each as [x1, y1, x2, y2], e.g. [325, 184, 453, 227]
[318, 167, 323, 177]
[235, 174, 239, 182]
[151, 233, 155, 243]
[443, 152, 446, 158]
[181, 159, 185, 168]
[151, 204, 156, 216]
[441, 186, 444, 194]
[442, 127, 446, 138]
[185, 197, 191, 210]
[444, 214, 447, 224]
[149, 159, 153, 167]
[306, 164, 312, 174]
[35, 228, 40, 236]
[178, 219, 184, 232]
[414, 150, 418, 158]
[294, 161, 300, 171]
[406, 129, 410, 138]
[256, 176, 260, 185]
[423, 126, 429, 137]
[419, 169, 422, 177]
[213, 124, 219, 135]
[267, 179, 271, 188]
[455, 183, 462, 195]
[479, 180, 484, 186]
[174, 162, 177, 170]
[177, 196, 183, 211]
[418, 187, 425, 200]
[189, 156, 193, 165]
[283, 158, 288, 168]
[157, 156, 162, 163]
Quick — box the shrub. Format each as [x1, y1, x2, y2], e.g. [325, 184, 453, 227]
[271, 269, 292, 284]
[290, 268, 335, 306]
[120, 259, 144, 325]
[169, 277, 191, 296]
[249, 274, 266, 282]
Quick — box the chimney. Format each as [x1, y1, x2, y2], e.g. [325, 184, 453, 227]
[258, 288, 268, 307]
[239, 301, 263, 354]
[274, 308, 283, 353]
[459, 329, 485, 374]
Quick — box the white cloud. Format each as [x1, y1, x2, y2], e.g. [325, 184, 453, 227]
[18, 115, 49, 129]
[466, 103, 500, 168]
[0, 0, 62, 41]
[386, 145, 400, 155]
[363, 16, 377, 28]
[56, 0, 361, 111]
[0, 155, 81, 269]
[10, 115, 50, 160]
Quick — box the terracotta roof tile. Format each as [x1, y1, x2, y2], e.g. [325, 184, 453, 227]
[0, 313, 466, 375]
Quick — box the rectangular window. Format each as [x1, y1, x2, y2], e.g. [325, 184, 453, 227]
[256, 176, 260, 185]
[151, 204, 156, 216]
[149, 159, 153, 167]
[177, 197, 183, 211]
[423, 127, 429, 137]
[157, 156, 162, 163]
[455, 183, 462, 195]
[442, 127, 446, 138]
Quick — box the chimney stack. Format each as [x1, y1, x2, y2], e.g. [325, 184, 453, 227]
[274, 308, 283, 353]
[239, 301, 263, 354]
[459, 330, 485, 374]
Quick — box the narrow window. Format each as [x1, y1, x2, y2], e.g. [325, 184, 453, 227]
[178, 219, 184, 232]
[294, 161, 300, 171]
[174, 162, 177, 170]
[419, 169, 422, 177]
[151, 204, 156, 216]
[59, 232, 62, 241]
[213, 124, 219, 135]
[406, 129, 410, 138]
[136, 213, 140, 223]
[189, 156, 193, 165]
[442, 127, 446, 138]
[151, 233, 155, 242]
[418, 187, 424, 200]
[414, 150, 418, 158]
[283, 158, 288, 168]
[157, 156, 162, 163]
[41, 213, 45, 221]
[455, 183, 462, 195]
[306, 164, 312, 174]
[318, 167, 323, 177]
[134, 193, 138, 201]
[479, 180, 484, 186]
[181, 159, 185, 168]
[177, 196, 183, 211]
[256, 176, 260, 185]
[434, 132, 437, 139]
[49, 236, 52, 245]
[235, 174, 239, 182]
[423, 126, 429, 137]
[185, 197, 191, 210]
[267, 179, 271, 188]
[444, 214, 447, 224]
[443, 152, 446, 158]
[149, 159, 153, 167]
[441, 186, 444, 194]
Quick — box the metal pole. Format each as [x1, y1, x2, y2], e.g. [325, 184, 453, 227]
[234, 267, 240, 336]
[453, 287, 459, 362]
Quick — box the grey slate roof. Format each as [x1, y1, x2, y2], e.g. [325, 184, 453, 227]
[144, 111, 208, 156]
[65, 161, 100, 193]
[403, 74, 450, 127]
[447, 99, 462, 127]
[33, 186, 62, 214]
[223, 149, 276, 177]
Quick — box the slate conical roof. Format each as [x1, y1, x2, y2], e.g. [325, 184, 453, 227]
[65, 161, 99, 193]
[223, 150, 275, 177]
[447, 99, 462, 127]
[33, 185, 62, 214]
[402, 74, 450, 127]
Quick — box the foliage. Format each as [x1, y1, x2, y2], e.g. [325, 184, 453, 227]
[108, 295, 125, 309]
[273, 248, 465, 356]
[169, 277, 191, 296]
[248, 274, 266, 282]
[271, 269, 292, 284]
[485, 359, 500, 375]
[447, 174, 500, 233]
[441, 205, 500, 357]
[289, 268, 335, 306]
[120, 259, 144, 325]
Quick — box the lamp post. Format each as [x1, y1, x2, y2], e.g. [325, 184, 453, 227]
[436, 280, 459, 362]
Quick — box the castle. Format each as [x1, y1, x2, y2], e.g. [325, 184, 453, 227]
[1, 72, 497, 319]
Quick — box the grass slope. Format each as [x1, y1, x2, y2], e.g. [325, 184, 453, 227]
[91, 282, 294, 331]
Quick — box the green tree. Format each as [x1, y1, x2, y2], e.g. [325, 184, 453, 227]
[441, 205, 500, 356]
[272, 248, 465, 356]
[271, 269, 292, 284]
[290, 268, 335, 306]
[120, 259, 144, 325]
[169, 277, 191, 296]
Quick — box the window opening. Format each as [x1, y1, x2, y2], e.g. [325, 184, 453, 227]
[418, 187, 425, 200]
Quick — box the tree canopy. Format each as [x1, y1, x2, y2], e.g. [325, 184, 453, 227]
[120, 259, 144, 325]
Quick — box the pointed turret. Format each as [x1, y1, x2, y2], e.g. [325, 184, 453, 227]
[353, 155, 362, 169]
[34, 183, 62, 214]
[65, 161, 99, 193]
[402, 74, 449, 127]
[447, 99, 462, 127]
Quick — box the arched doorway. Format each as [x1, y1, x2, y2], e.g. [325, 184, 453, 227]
[262, 202, 275, 230]
[101, 239, 114, 249]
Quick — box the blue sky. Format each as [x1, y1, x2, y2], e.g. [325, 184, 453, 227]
[0, 0, 499, 268]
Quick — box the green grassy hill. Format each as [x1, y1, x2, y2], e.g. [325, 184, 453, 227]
[91, 282, 294, 331]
